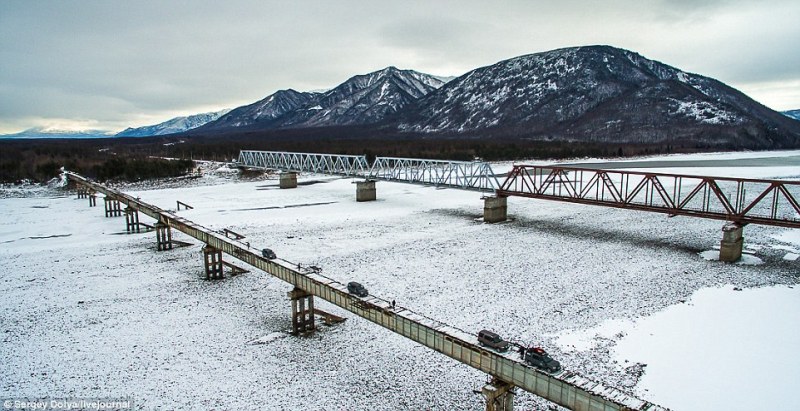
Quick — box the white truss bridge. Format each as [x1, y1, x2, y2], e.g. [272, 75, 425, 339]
[236, 150, 501, 192]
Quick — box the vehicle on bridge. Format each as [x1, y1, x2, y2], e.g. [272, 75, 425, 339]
[261, 248, 277, 260]
[347, 281, 369, 297]
[524, 347, 562, 373]
[477, 329, 510, 352]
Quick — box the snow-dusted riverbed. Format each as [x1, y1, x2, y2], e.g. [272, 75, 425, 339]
[1, 151, 798, 410]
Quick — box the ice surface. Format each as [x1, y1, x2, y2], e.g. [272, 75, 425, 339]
[1, 152, 798, 410]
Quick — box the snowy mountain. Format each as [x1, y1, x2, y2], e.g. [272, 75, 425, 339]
[783, 109, 800, 121]
[199, 67, 446, 131]
[395, 45, 800, 148]
[116, 109, 231, 137]
[0, 127, 114, 139]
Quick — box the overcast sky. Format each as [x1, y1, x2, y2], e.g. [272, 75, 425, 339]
[1, 0, 798, 134]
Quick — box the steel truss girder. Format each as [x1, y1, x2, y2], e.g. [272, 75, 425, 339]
[369, 157, 500, 192]
[498, 165, 800, 228]
[237, 150, 369, 177]
[236, 150, 501, 192]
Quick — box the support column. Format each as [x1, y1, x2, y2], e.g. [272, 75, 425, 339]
[483, 195, 507, 223]
[482, 378, 514, 411]
[155, 222, 173, 251]
[88, 192, 97, 207]
[104, 197, 122, 217]
[203, 245, 224, 280]
[288, 287, 315, 335]
[356, 180, 376, 202]
[719, 223, 744, 262]
[279, 172, 298, 189]
[77, 188, 88, 199]
[124, 207, 140, 233]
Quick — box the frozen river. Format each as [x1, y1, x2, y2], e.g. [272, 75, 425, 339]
[1, 150, 798, 410]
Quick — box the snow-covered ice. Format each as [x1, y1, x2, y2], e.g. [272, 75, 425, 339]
[1, 152, 798, 410]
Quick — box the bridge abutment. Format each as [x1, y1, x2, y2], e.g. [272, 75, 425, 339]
[482, 378, 514, 411]
[203, 245, 224, 279]
[155, 222, 173, 251]
[279, 172, 298, 189]
[288, 287, 315, 335]
[719, 223, 744, 262]
[104, 197, 122, 217]
[483, 196, 507, 223]
[124, 207, 140, 233]
[356, 180, 376, 202]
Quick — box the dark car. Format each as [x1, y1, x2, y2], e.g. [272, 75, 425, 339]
[261, 248, 277, 260]
[477, 330, 510, 352]
[347, 281, 368, 297]
[524, 347, 562, 373]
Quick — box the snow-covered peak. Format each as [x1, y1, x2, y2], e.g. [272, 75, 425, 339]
[116, 108, 231, 137]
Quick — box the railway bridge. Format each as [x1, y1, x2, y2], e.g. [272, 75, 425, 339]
[236, 150, 800, 262]
[66, 170, 667, 411]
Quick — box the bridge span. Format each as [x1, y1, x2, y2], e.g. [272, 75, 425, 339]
[65, 170, 667, 411]
[236, 150, 501, 192]
[235, 150, 800, 262]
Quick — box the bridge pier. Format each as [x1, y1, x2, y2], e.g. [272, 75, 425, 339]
[719, 223, 744, 262]
[483, 196, 507, 223]
[77, 188, 88, 199]
[124, 207, 140, 233]
[88, 192, 97, 207]
[279, 172, 298, 189]
[482, 378, 514, 411]
[155, 222, 173, 251]
[104, 197, 122, 217]
[356, 180, 376, 202]
[202, 245, 224, 279]
[288, 287, 315, 335]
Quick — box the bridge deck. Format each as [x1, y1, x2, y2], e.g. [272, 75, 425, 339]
[65, 171, 667, 411]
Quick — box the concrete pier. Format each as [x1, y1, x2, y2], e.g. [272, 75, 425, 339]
[124, 207, 140, 233]
[203, 245, 224, 280]
[356, 180, 376, 202]
[279, 172, 298, 189]
[288, 287, 315, 335]
[104, 197, 122, 217]
[155, 222, 173, 251]
[482, 378, 514, 411]
[483, 196, 508, 223]
[719, 223, 744, 262]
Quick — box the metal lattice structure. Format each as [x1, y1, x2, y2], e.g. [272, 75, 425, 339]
[369, 157, 500, 192]
[237, 150, 369, 177]
[497, 165, 800, 228]
[236, 150, 501, 192]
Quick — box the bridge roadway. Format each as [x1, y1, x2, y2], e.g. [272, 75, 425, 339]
[65, 171, 666, 411]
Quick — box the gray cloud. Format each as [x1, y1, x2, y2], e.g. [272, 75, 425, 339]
[1, 0, 798, 133]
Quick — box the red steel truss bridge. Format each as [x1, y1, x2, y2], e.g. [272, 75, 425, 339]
[496, 165, 800, 228]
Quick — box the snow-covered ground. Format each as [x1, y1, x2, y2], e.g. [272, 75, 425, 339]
[1, 152, 798, 410]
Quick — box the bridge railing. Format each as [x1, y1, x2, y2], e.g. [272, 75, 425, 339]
[237, 150, 369, 177]
[368, 157, 500, 192]
[497, 165, 800, 228]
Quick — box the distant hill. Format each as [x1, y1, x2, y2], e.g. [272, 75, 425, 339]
[116, 109, 230, 137]
[199, 67, 447, 131]
[393, 45, 800, 149]
[0, 127, 113, 139]
[784, 109, 800, 121]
